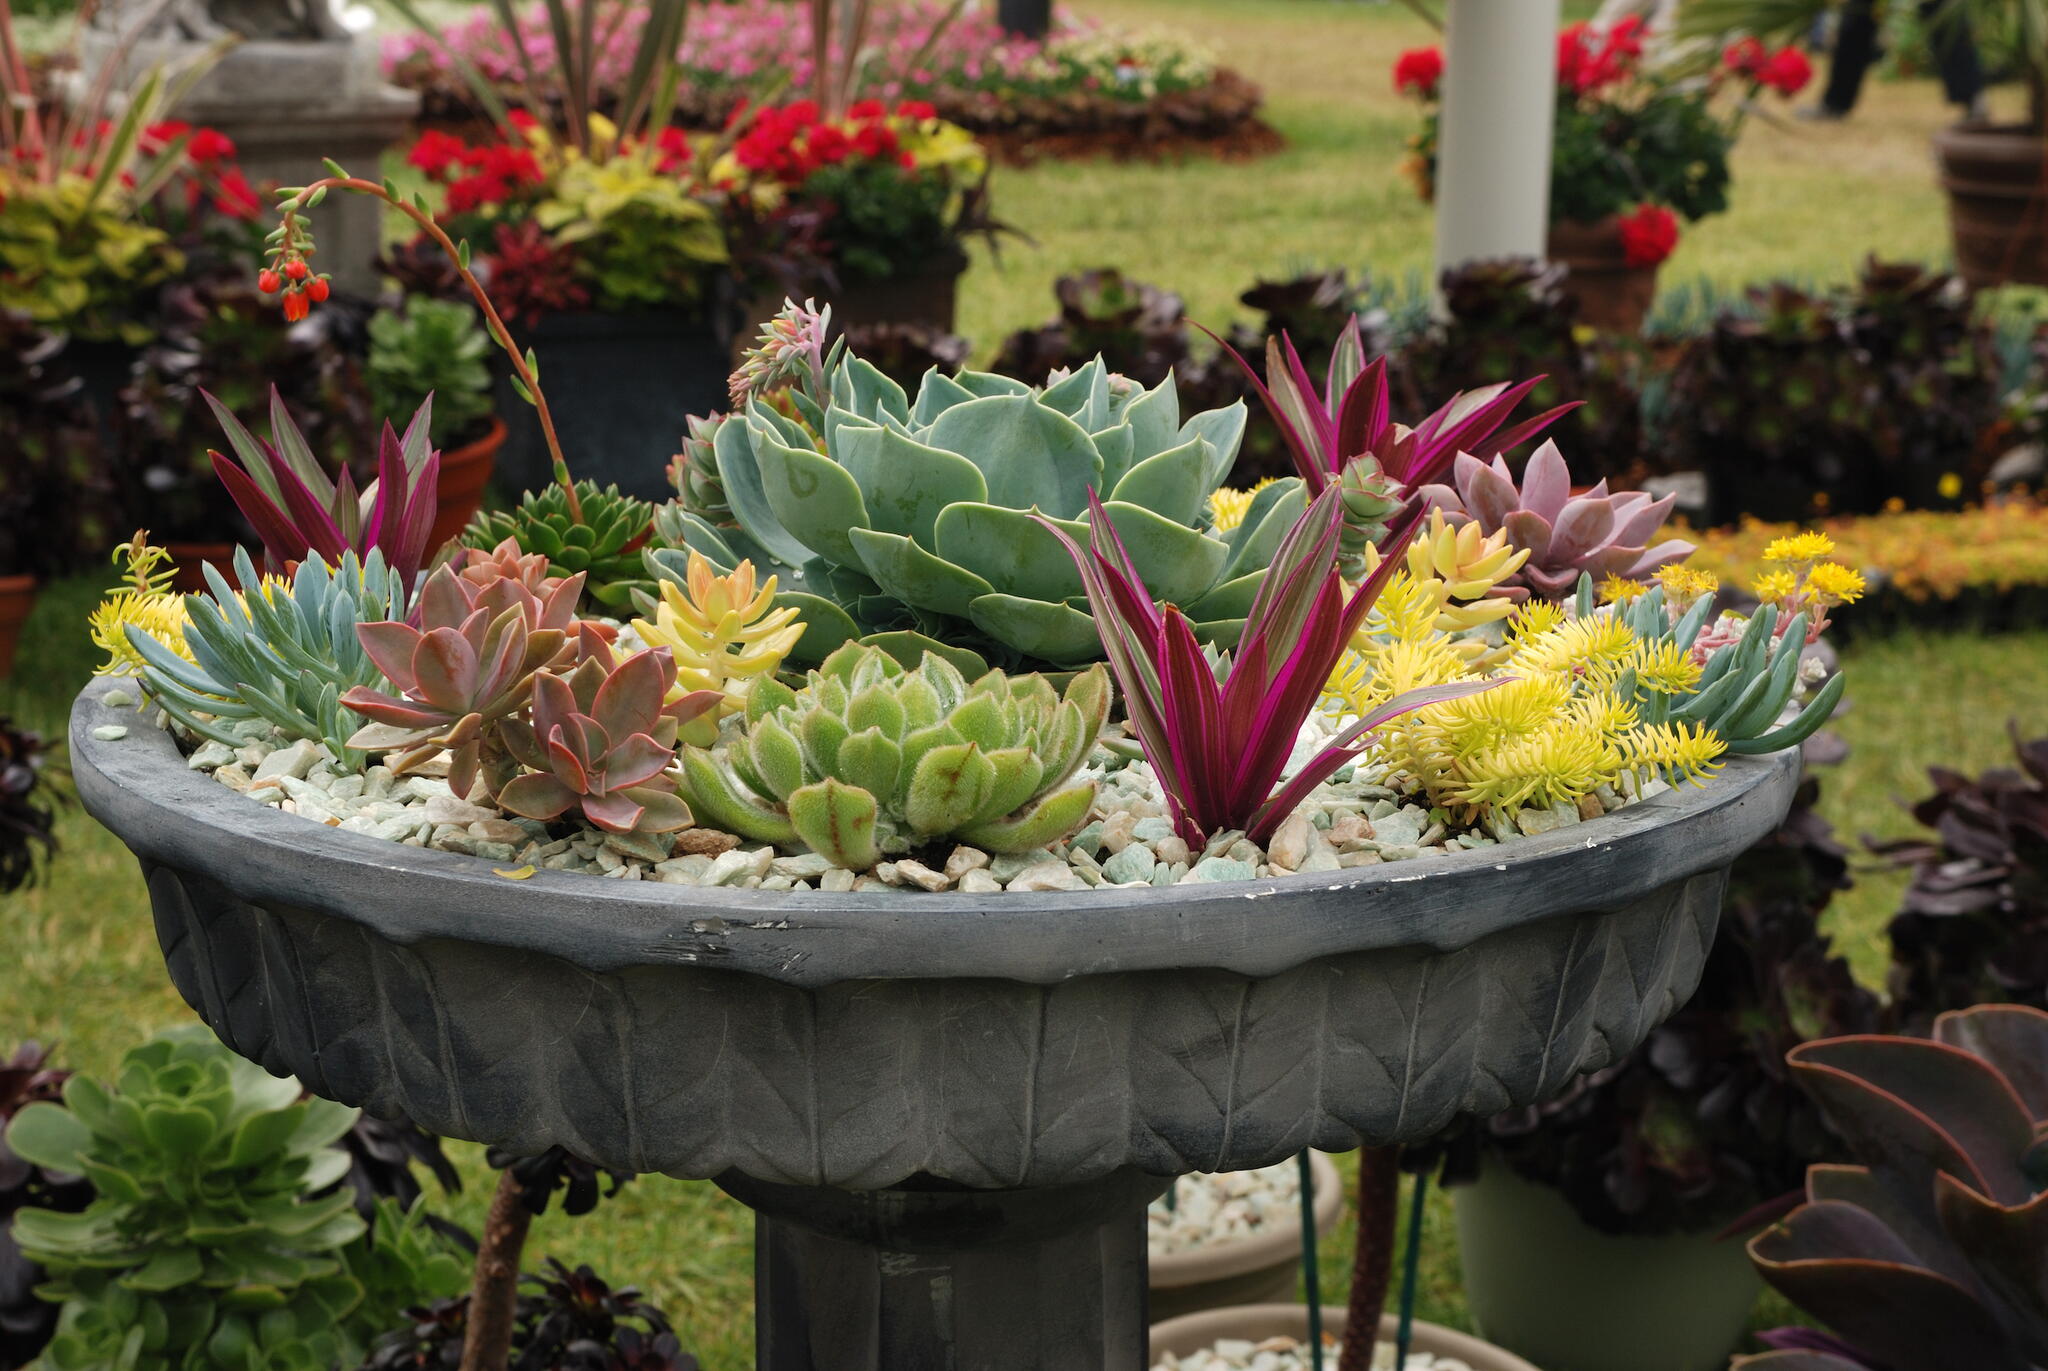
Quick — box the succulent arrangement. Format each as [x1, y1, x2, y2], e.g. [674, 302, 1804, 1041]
[4, 1026, 466, 1371]
[86, 175, 1846, 896]
[1738, 1003, 2048, 1370]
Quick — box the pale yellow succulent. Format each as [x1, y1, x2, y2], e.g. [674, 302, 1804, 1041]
[1352, 510, 1530, 663]
[633, 550, 804, 715]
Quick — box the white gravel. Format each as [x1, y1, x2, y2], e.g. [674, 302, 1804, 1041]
[1154, 1337, 1473, 1371]
[1149, 1161, 1301, 1256]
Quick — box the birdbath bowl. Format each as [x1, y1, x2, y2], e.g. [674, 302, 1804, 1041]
[69, 680, 1801, 1371]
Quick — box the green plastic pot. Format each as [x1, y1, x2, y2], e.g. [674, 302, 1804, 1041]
[1454, 1160, 1762, 1371]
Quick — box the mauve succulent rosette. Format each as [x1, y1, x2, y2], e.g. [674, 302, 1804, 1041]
[1418, 441, 1693, 600]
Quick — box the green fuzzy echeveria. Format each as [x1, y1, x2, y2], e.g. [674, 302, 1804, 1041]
[663, 354, 1305, 669]
[4, 1026, 463, 1371]
[465, 479, 660, 610]
[680, 643, 1110, 871]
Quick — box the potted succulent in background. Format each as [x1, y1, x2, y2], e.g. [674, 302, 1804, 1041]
[1930, 1, 2048, 286]
[1149, 1306, 1539, 1371]
[389, 0, 730, 500]
[366, 297, 504, 551]
[1733, 1003, 2048, 1369]
[1666, 260, 2002, 524]
[1394, 20, 1811, 331]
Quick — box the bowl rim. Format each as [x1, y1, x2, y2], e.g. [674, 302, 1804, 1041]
[70, 678, 1801, 989]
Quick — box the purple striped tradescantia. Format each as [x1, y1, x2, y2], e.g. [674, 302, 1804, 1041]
[1206, 315, 1575, 495]
[1040, 485, 1497, 849]
[206, 387, 442, 585]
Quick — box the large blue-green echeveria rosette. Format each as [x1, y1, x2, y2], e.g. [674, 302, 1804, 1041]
[656, 354, 1305, 671]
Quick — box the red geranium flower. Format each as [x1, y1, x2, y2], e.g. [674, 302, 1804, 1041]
[139, 120, 190, 156]
[209, 168, 263, 221]
[1758, 47, 1813, 96]
[654, 126, 694, 173]
[407, 130, 470, 181]
[1616, 203, 1680, 267]
[895, 99, 937, 120]
[1722, 36, 1767, 77]
[848, 99, 886, 120]
[1393, 46, 1443, 99]
[186, 127, 236, 163]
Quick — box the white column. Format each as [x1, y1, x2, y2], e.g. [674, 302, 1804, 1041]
[1433, 0, 1562, 275]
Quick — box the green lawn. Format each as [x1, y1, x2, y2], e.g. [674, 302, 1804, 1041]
[8, 2, 2048, 1367]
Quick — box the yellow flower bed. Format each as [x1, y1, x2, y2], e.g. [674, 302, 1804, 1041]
[1679, 497, 2048, 606]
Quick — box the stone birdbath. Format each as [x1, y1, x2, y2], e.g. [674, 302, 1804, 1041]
[69, 679, 1800, 1371]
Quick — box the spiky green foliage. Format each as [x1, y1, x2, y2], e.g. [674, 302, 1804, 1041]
[126, 549, 406, 769]
[667, 352, 1285, 669]
[4, 1026, 466, 1371]
[680, 643, 1108, 871]
[464, 480, 659, 611]
[1583, 574, 1845, 755]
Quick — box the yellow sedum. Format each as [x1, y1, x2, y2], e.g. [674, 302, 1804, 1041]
[632, 550, 804, 717]
[1207, 479, 1277, 534]
[1328, 583, 1727, 822]
[89, 534, 191, 676]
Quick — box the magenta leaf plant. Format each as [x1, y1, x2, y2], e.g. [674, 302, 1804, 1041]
[206, 387, 442, 584]
[1208, 316, 1574, 497]
[1041, 485, 1496, 848]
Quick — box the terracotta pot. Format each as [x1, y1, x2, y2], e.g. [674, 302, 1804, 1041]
[429, 416, 505, 554]
[0, 574, 38, 679]
[1934, 122, 2048, 288]
[1547, 217, 1660, 334]
[164, 543, 241, 595]
[1149, 1152, 1344, 1323]
[1149, 1303, 1537, 1371]
[1452, 1160, 1762, 1371]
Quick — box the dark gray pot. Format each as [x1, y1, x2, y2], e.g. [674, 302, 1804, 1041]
[68, 680, 1800, 1371]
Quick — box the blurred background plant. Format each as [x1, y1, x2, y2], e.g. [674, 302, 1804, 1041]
[367, 297, 496, 449]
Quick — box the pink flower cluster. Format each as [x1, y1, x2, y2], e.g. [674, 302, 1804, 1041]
[382, 0, 1097, 105]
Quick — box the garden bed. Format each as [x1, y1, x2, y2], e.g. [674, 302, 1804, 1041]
[383, 0, 1279, 166]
